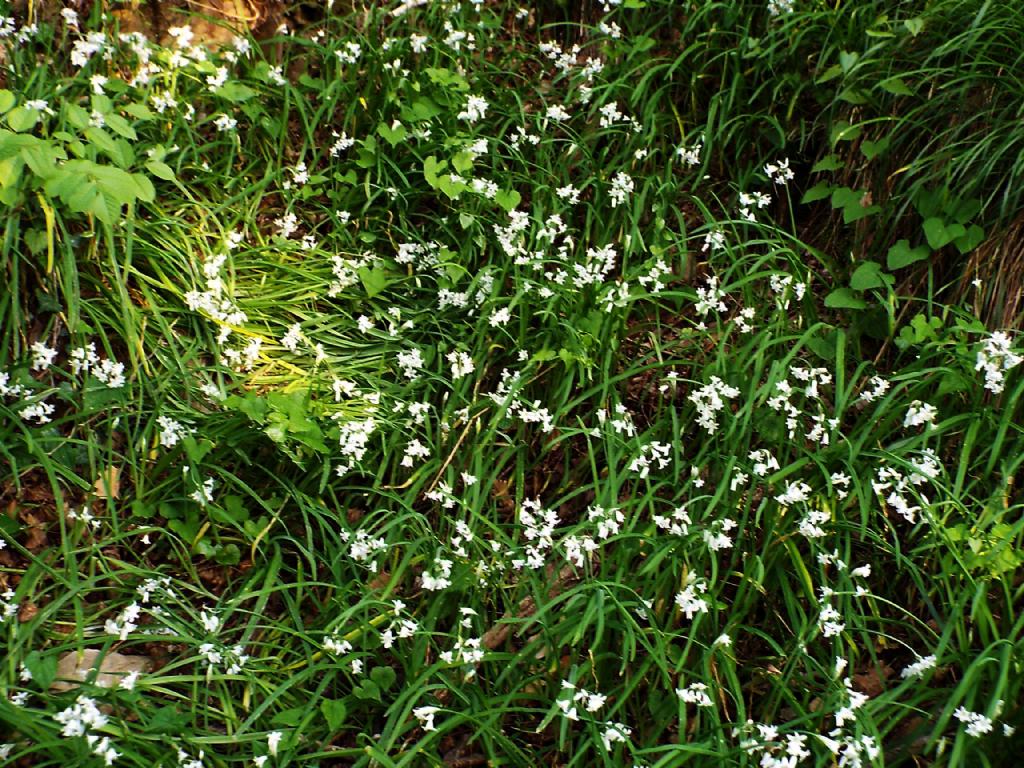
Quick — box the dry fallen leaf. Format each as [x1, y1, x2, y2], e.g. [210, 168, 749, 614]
[93, 466, 121, 499]
[18, 601, 38, 623]
[51, 649, 151, 692]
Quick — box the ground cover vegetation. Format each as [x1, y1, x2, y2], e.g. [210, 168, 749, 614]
[1, 0, 1022, 765]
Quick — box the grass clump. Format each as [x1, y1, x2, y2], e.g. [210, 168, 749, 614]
[0, 1, 1022, 766]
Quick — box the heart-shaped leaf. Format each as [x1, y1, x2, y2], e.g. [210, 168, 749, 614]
[850, 261, 893, 291]
[801, 181, 832, 204]
[825, 288, 867, 310]
[879, 76, 914, 96]
[922, 217, 966, 249]
[358, 266, 388, 298]
[494, 189, 521, 212]
[811, 155, 843, 173]
[370, 666, 396, 691]
[887, 239, 931, 270]
[320, 699, 347, 730]
[860, 136, 890, 160]
[353, 679, 381, 701]
[953, 224, 985, 254]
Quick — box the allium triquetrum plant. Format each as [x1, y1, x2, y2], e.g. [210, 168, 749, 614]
[0, 1, 1021, 766]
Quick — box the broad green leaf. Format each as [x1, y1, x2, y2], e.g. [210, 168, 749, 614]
[494, 188, 521, 212]
[838, 51, 859, 73]
[824, 288, 866, 309]
[145, 706, 191, 734]
[84, 125, 118, 154]
[452, 150, 474, 174]
[0, 156, 22, 189]
[425, 67, 469, 91]
[145, 160, 176, 181]
[837, 88, 868, 105]
[913, 187, 945, 219]
[376, 120, 407, 146]
[105, 113, 137, 140]
[370, 666, 396, 691]
[830, 121, 862, 145]
[922, 217, 966, 249]
[21, 143, 65, 178]
[816, 64, 843, 84]
[832, 187, 879, 222]
[358, 266, 388, 298]
[214, 543, 241, 565]
[423, 155, 446, 188]
[132, 172, 155, 202]
[24, 651, 57, 689]
[801, 181, 832, 204]
[860, 136, 890, 160]
[352, 679, 381, 701]
[811, 155, 843, 173]
[829, 187, 860, 209]
[7, 106, 39, 133]
[953, 224, 985, 254]
[400, 97, 442, 122]
[952, 197, 981, 224]
[887, 239, 930, 269]
[122, 102, 154, 120]
[0, 90, 14, 114]
[215, 82, 257, 102]
[91, 94, 113, 114]
[843, 203, 880, 223]
[320, 699, 347, 731]
[850, 261, 892, 291]
[64, 103, 90, 129]
[879, 76, 914, 96]
[271, 707, 307, 727]
[436, 174, 468, 200]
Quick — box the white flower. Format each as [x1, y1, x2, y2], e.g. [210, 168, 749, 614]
[413, 706, 440, 731]
[267, 731, 282, 756]
[677, 682, 714, 707]
[30, 341, 57, 371]
[601, 722, 632, 750]
[609, 171, 634, 208]
[214, 113, 237, 132]
[120, 669, 141, 690]
[903, 400, 937, 428]
[688, 376, 739, 434]
[857, 375, 890, 404]
[335, 40, 362, 64]
[675, 573, 710, 620]
[676, 137, 703, 166]
[954, 707, 994, 738]
[900, 654, 937, 679]
[546, 104, 571, 121]
[489, 307, 511, 327]
[764, 157, 795, 183]
[281, 323, 303, 352]
[775, 481, 811, 506]
[200, 609, 221, 634]
[976, 331, 1021, 394]
[458, 95, 489, 123]
[157, 416, 190, 448]
[447, 350, 475, 380]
